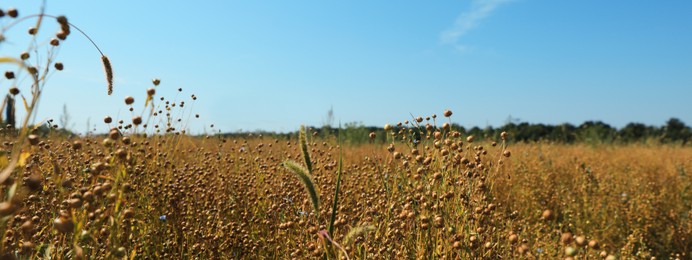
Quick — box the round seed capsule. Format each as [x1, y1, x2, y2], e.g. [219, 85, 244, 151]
[7, 8, 19, 18]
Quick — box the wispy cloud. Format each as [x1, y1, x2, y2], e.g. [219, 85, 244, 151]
[440, 0, 513, 51]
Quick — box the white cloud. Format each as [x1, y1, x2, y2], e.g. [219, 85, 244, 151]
[440, 0, 513, 51]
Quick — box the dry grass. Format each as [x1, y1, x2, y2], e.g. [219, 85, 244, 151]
[0, 127, 687, 259]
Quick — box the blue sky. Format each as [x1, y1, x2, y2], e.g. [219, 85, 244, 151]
[1, 0, 691, 134]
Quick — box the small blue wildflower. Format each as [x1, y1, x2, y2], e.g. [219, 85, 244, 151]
[159, 215, 167, 221]
[536, 248, 543, 254]
[298, 211, 308, 216]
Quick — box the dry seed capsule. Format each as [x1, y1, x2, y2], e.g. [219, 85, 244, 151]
[588, 240, 600, 249]
[115, 148, 127, 159]
[0, 201, 17, 216]
[104, 116, 112, 124]
[152, 78, 161, 86]
[433, 216, 444, 228]
[25, 174, 42, 191]
[54, 62, 64, 71]
[575, 236, 586, 246]
[9, 87, 19, 95]
[132, 116, 142, 125]
[53, 216, 74, 233]
[21, 241, 34, 253]
[56, 16, 68, 25]
[434, 131, 442, 140]
[56, 31, 68, 40]
[561, 232, 573, 244]
[27, 134, 39, 145]
[542, 209, 554, 220]
[67, 198, 82, 209]
[20, 52, 30, 60]
[124, 96, 135, 105]
[122, 209, 135, 219]
[108, 129, 120, 140]
[20, 220, 35, 236]
[7, 8, 18, 18]
[147, 88, 156, 96]
[443, 109, 452, 117]
[4, 71, 14, 79]
[565, 246, 577, 256]
[508, 234, 518, 244]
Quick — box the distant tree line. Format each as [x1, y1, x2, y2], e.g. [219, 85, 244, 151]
[457, 118, 691, 145]
[220, 118, 691, 146]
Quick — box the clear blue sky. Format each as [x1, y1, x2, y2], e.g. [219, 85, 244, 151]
[2, 0, 691, 134]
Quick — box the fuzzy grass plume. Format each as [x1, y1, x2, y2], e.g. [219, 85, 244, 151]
[298, 125, 312, 173]
[102, 55, 113, 95]
[343, 225, 376, 245]
[283, 160, 319, 217]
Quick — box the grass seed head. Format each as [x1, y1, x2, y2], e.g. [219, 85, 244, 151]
[102, 56, 113, 95]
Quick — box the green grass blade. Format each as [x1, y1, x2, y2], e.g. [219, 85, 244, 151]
[299, 125, 313, 174]
[283, 160, 319, 217]
[328, 140, 343, 237]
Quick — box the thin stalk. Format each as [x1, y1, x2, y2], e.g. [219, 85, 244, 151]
[328, 129, 343, 237]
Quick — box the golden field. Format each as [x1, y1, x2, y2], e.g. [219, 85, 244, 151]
[0, 128, 689, 259]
